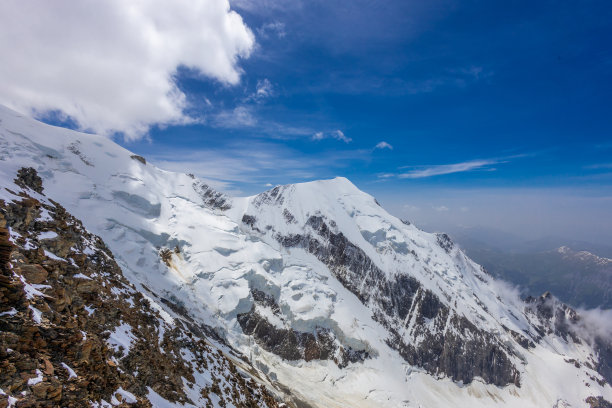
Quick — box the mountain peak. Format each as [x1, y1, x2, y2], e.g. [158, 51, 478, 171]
[1, 109, 610, 408]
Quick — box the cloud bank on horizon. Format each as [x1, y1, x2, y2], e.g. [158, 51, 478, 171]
[0, 0, 254, 140]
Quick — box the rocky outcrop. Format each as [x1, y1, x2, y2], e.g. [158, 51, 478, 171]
[237, 289, 369, 368]
[526, 292, 612, 386]
[14, 167, 43, 194]
[526, 292, 581, 343]
[596, 338, 612, 389]
[192, 178, 231, 211]
[130, 155, 146, 165]
[0, 169, 286, 408]
[436, 233, 454, 254]
[586, 395, 612, 408]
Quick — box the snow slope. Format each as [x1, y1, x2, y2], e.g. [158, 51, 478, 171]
[0, 105, 610, 407]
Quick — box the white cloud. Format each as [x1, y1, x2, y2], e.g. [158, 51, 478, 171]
[213, 106, 257, 127]
[150, 145, 316, 195]
[573, 307, 612, 344]
[0, 0, 255, 140]
[231, 0, 299, 14]
[253, 79, 274, 100]
[399, 159, 498, 179]
[433, 205, 449, 212]
[375, 141, 393, 150]
[257, 21, 286, 38]
[312, 130, 352, 143]
[334, 130, 352, 143]
[146, 142, 371, 195]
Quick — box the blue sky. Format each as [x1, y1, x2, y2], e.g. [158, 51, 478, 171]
[1, 0, 611, 243]
[134, 0, 612, 192]
[139, 0, 612, 242]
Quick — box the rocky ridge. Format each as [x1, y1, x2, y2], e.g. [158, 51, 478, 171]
[0, 168, 289, 408]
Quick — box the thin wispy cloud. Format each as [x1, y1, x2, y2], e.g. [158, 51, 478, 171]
[312, 130, 352, 143]
[213, 106, 257, 128]
[210, 106, 340, 141]
[147, 142, 370, 194]
[398, 159, 499, 179]
[585, 163, 612, 170]
[257, 21, 286, 39]
[247, 79, 274, 102]
[375, 141, 393, 150]
[595, 142, 612, 149]
[335, 130, 351, 143]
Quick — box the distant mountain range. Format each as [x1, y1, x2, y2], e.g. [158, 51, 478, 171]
[448, 226, 612, 309]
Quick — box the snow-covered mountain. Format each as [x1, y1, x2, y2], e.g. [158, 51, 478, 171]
[1, 104, 611, 407]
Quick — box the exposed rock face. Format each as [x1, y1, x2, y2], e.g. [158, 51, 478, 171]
[587, 395, 612, 408]
[0, 169, 286, 408]
[597, 339, 612, 389]
[130, 155, 146, 165]
[526, 292, 612, 386]
[436, 233, 454, 254]
[526, 292, 581, 342]
[14, 167, 43, 194]
[237, 289, 369, 368]
[247, 213, 521, 387]
[192, 179, 231, 211]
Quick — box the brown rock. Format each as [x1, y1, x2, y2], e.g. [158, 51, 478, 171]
[43, 359, 54, 376]
[14, 167, 44, 194]
[19, 265, 48, 284]
[31, 382, 49, 398]
[71, 253, 87, 267]
[46, 380, 62, 400]
[8, 377, 23, 392]
[76, 279, 98, 294]
[79, 340, 93, 363]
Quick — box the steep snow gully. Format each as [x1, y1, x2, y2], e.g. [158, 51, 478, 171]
[1, 105, 611, 407]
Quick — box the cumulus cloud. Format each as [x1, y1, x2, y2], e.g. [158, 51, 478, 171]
[0, 0, 255, 140]
[375, 141, 393, 150]
[312, 130, 352, 143]
[433, 205, 449, 212]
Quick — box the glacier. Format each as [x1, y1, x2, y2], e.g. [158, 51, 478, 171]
[0, 104, 610, 407]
